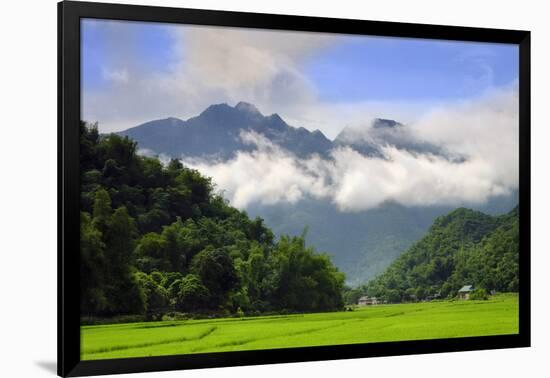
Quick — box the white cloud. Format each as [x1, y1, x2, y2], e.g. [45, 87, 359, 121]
[183, 87, 518, 212]
[183, 131, 331, 208]
[83, 22, 335, 133]
[101, 67, 129, 84]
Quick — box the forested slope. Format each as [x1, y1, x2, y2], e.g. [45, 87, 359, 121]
[80, 122, 345, 320]
[345, 207, 519, 303]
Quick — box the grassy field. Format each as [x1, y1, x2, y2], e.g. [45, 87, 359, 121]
[81, 294, 518, 360]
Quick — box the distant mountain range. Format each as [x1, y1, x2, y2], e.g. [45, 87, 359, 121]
[117, 102, 518, 284]
[118, 101, 446, 160]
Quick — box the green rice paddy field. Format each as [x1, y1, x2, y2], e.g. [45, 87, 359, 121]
[81, 294, 518, 360]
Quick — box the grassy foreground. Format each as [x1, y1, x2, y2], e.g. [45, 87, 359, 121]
[81, 294, 518, 360]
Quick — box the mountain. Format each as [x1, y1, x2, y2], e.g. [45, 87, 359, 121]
[119, 102, 333, 159]
[119, 103, 446, 160]
[363, 206, 519, 302]
[247, 192, 518, 285]
[115, 102, 518, 285]
[334, 118, 449, 158]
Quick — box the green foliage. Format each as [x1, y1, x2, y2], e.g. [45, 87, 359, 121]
[80, 122, 344, 319]
[134, 272, 169, 320]
[362, 207, 519, 303]
[80, 212, 107, 315]
[266, 235, 345, 312]
[172, 274, 210, 312]
[469, 288, 489, 300]
[190, 248, 239, 308]
[342, 286, 364, 306]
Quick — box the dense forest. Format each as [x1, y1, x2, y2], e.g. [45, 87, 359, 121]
[80, 122, 345, 321]
[344, 207, 519, 304]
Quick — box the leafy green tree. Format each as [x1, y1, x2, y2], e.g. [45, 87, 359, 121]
[415, 287, 426, 301]
[80, 212, 107, 316]
[102, 207, 143, 315]
[161, 218, 191, 272]
[137, 208, 171, 234]
[135, 233, 169, 273]
[469, 288, 488, 300]
[267, 235, 344, 312]
[135, 272, 169, 320]
[92, 188, 112, 234]
[190, 248, 239, 309]
[385, 289, 401, 303]
[173, 274, 210, 312]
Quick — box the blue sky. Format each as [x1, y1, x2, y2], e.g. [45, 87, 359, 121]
[305, 36, 518, 102]
[81, 19, 518, 135]
[82, 20, 177, 91]
[82, 20, 517, 102]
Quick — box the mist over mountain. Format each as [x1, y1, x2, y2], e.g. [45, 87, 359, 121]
[117, 101, 519, 284]
[334, 118, 451, 159]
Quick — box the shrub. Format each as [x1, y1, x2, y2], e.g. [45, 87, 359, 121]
[161, 312, 189, 321]
[469, 288, 488, 300]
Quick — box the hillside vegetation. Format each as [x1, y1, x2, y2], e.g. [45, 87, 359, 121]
[346, 207, 519, 303]
[80, 122, 344, 320]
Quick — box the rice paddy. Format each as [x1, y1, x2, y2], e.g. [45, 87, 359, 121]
[81, 293, 518, 360]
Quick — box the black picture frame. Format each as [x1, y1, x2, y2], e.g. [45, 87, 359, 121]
[58, 1, 531, 376]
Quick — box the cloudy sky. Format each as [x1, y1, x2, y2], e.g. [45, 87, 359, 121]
[81, 19, 517, 137]
[81, 19, 519, 211]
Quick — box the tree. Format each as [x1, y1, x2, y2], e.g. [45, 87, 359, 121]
[190, 248, 239, 309]
[385, 289, 401, 303]
[135, 272, 169, 320]
[172, 274, 210, 312]
[92, 188, 112, 234]
[161, 218, 189, 272]
[102, 207, 143, 315]
[135, 233, 169, 273]
[267, 235, 344, 312]
[80, 212, 107, 316]
[469, 288, 488, 300]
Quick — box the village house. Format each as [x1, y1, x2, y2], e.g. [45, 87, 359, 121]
[358, 296, 379, 306]
[425, 291, 442, 301]
[457, 285, 474, 300]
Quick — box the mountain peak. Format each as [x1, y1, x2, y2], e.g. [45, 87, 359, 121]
[199, 103, 232, 116]
[235, 101, 262, 116]
[372, 118, 402, 129]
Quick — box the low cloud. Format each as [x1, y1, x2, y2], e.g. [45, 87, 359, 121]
[183, 87, 518, 212]
[183, 131, 331, 208]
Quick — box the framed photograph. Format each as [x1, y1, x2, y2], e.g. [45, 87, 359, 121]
[58, 1, 530, 376]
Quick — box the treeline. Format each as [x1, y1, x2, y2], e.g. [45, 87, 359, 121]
[80, 122, 345, 320]
[344, 207, 519, 304]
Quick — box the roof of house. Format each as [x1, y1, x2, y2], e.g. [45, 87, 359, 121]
[358, 296, 370, 301]
[458, 285, 474, 292]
